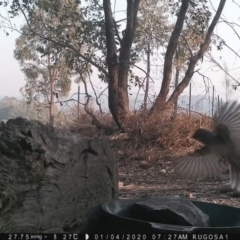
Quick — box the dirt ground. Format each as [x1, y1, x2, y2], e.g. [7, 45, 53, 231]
[117, 151, 240, 208]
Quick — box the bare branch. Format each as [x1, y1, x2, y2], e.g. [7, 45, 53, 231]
[133, 64, 155, 83]
[133, 84, 142, 110]
[75, 64, 111, 133]
[218, 20, 240, 31]
[233, 0, 240, 9]
[213, 34, 240, 59]
[207, 52, 240, 85]
[88, 75, 104, 114]
[195, 69, 213, 93]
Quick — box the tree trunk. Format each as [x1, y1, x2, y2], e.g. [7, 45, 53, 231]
[174, 65, 180, 111]
[48, 55, 57, 127]
[167, 0, 226, 104]
[174, 48, 180, 111]
[103, 0, 140, 128]
[49, 74, 55, 126]
[150, 0, 190, 112]
[144, 40, 150, 111]
[0, 117, 118, 233]
[150, 0, 226, 111]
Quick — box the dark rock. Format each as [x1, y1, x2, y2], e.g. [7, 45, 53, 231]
[0, 117, 118, 233]
[133, 196, 210, 227]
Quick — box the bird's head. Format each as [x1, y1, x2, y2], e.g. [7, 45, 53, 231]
[192, 128, 214, 144]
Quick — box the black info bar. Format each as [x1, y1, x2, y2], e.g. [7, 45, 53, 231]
[2, 233, 239, 240]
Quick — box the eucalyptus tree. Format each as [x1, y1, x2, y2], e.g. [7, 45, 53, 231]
[152, 0, 226, 111]
[13, 0, 84, 126]
[14, 26, 72, 126]
[172, 1, 211, 108]
[1, 0, 140, 128]
[1, 0, 227, 126]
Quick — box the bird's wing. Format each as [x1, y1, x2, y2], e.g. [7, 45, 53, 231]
[213, 101, 240, 146]
[174, 146, 229, 179]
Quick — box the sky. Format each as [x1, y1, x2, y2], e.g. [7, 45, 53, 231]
[0, 0, 240, 111]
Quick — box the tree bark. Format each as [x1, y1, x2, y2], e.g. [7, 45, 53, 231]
[103, 0, 120, 127]
[144, 40, 151, 111]
[103, 0, 140, 127]
[174, 65, 180, 111]
[151, 0, 190, 111]
[0, 117, 118, 233]
[167, 0, 226, 104]
[49, 74, 55, 126]
[174, 47, 180, 112]
[47, 55, 57, 127]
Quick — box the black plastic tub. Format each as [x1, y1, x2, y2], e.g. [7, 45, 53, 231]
[100, 198, 240, 233]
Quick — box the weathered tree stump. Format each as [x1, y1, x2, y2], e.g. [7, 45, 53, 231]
[0, 117, 118, 233]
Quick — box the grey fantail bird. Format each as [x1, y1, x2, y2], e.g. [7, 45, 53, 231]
[174, 101, 240, 193]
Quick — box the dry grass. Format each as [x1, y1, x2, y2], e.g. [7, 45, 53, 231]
[131, 110, 211, 149]
[125, 107, 211, 150]
[116, 108, 237, 206]
[55, 105, 212, 160]
[111, 107, 212, 163]
[58, 106, 239, 205]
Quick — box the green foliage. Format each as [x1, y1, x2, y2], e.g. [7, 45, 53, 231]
[135, 0, 171, 53]
[172, 0, 212, 70]
[14, 23, 72, 103]
[4, 0, 100, 75]
[133, 0, 213, 85]
[130, 0, 172, 88]
[1, 0, 226, 120]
